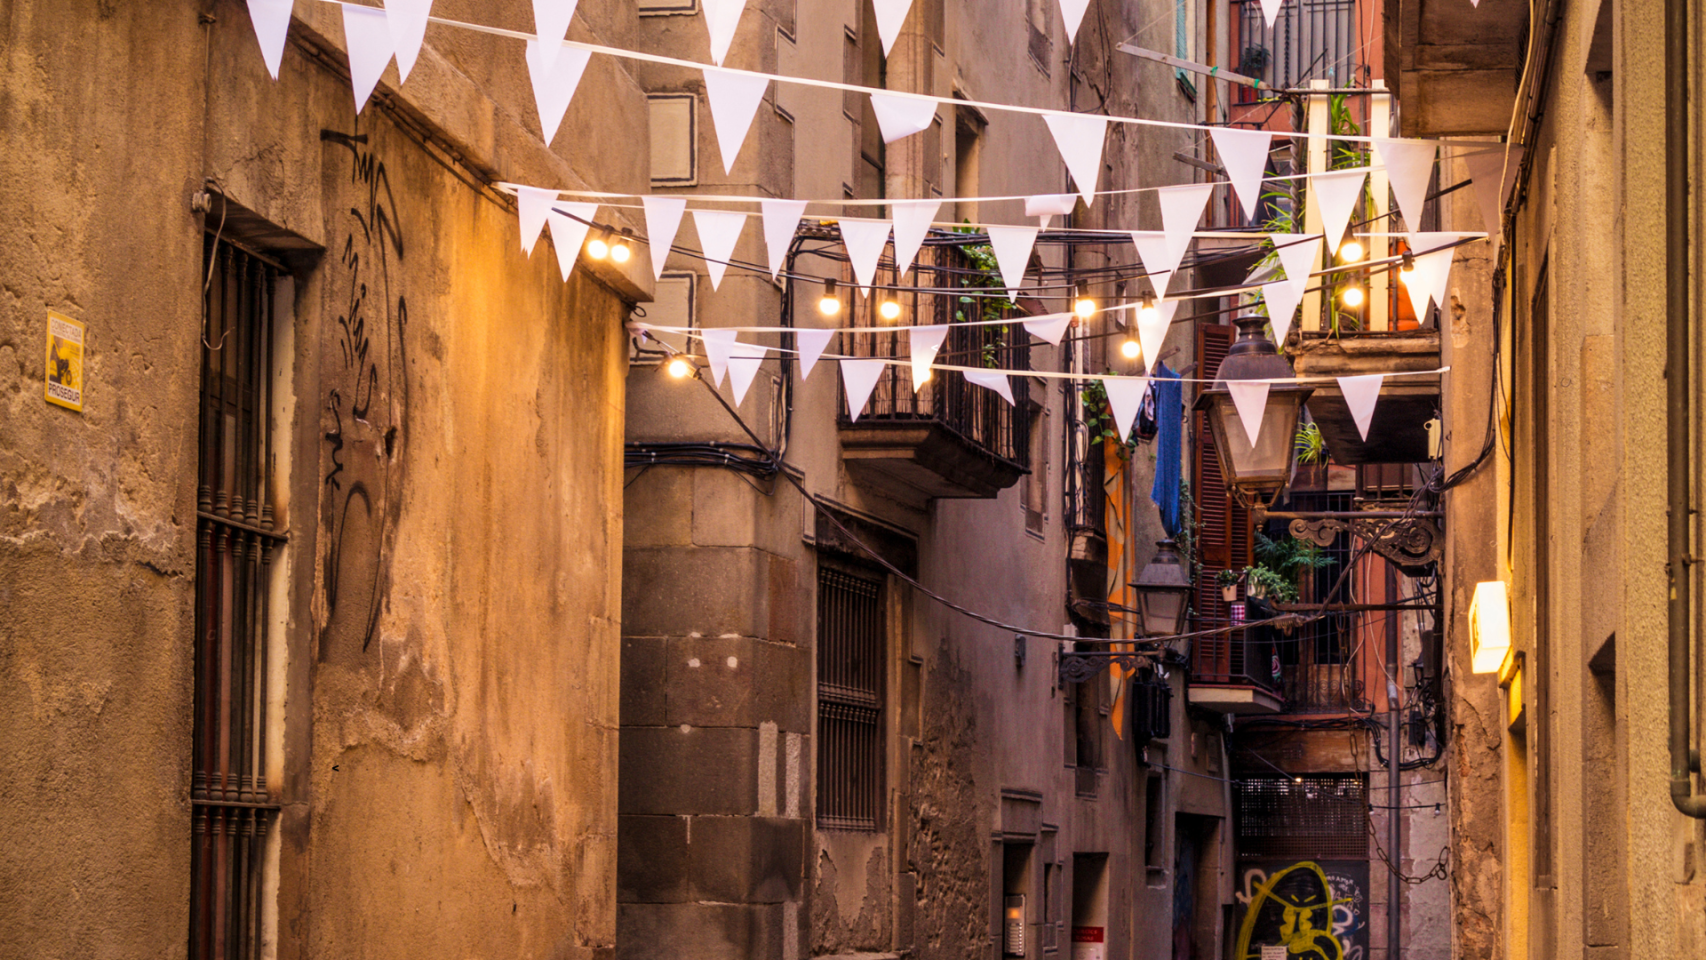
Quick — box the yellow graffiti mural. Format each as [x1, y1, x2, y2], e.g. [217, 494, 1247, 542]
[1235, 861, 1352, 960]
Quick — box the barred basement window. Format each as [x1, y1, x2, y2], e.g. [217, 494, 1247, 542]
[1235, 775, 1368, 861]
[816, 565, 886, 832]
[192, 234, 286, 959]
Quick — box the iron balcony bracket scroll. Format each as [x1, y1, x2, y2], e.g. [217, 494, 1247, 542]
[1256, 507, 1445, 576]
[1057, 649, 1156, 685]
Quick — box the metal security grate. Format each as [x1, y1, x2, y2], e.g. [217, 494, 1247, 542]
[817, 567, 885, 832]
[192, 235, 285, 959]
[1235, 776, 1368, 860]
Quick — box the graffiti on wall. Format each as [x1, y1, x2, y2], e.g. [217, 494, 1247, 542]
[319, 127, 409, 654]
[1233, 860, 1369, 960]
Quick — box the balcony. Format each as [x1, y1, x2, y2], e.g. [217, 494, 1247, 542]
[1189, 626, 1285, 714]
[1291, 329, 1441, 464]
[836, 243, 1034, 503]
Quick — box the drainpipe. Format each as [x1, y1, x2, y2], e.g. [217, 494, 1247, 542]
[1666, 0, 1706, 819]
[1385, 564, 1403, 957]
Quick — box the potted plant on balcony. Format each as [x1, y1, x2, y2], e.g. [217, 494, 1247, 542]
[1217, 568, 1242, 602]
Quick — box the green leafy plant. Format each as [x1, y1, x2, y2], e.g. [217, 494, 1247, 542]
[1217, 568, 1244, 588]
[1242, 564, 1297, 603]
[1294, 421, 1326, 465]
[1254, 531, 1335, 580]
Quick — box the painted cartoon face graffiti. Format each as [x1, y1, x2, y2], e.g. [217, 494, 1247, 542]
[1234, 860, 1369, 960]
[319, 127, 408, 655]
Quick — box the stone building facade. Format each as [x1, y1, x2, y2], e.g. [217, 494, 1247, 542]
[618, 2, 1236, 960]
[0, 2, 645, 958]
[1395, 0, 1706, 955]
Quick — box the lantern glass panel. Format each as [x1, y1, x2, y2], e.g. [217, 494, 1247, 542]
[1206, 392, 1305, 492]
[1139, 590, 1187, 636]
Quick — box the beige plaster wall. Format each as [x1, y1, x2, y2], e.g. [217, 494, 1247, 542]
[0, 2, 641, 957]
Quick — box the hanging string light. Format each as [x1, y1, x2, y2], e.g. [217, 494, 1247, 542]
[1338, 238, 1365, 262]
[1121, 337, 1142, 360]
[1341, 285, 1365, 308]
[818, 279, 842, 317]
[585, 226, 613, 260]
[879, 299, 903, 321]
[611, 229, 634, 264]
[1074, 282, 1097, 319]
[1138, 294, 1160, 326]
[666, 355, 695, 379]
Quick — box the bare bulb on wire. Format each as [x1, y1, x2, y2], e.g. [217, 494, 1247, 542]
[818, 279, 842, 317]
[879, 299, 902, 321]
[1341, 285, 1365, 308]
[666, 356, 694, 379]
[611, 237, 633, 264]
[1121, 338, 1142, 361]
[586, 230, 611, 260]
[1338, 239, 1365, 262]
[1073, 282, 1096, 319]
[1138, 297, 1160, 326]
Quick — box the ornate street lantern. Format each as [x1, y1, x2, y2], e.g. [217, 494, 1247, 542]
[1131, 539, 1193, 637]
[1192, 316, 1315, 504]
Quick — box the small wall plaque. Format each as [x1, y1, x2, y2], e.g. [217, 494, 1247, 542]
[44, 311, 84, 413]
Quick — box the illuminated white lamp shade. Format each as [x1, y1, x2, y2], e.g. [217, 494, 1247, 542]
[1468, 580, 1513, 674]
[1191, 316, 1313, 500]
[1132, 539, 1193, 637]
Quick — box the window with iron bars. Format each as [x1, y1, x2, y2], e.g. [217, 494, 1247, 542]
[1235, 775, 1368, 860]
[192, 234, 286, 959]
[816, 564, 887, 832]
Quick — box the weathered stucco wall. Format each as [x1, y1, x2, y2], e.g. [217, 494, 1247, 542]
[1, 2, 641, 957]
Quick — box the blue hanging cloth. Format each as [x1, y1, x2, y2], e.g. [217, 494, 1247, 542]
[1150, 364, 1184, 536]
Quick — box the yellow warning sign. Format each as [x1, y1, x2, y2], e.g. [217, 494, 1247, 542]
[45, 311, 84, 412]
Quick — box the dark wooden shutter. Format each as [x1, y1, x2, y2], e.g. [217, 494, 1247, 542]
[1191, 323, 1253, 682]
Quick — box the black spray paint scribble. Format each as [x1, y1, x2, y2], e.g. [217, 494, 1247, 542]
[320, 127, 408, 654]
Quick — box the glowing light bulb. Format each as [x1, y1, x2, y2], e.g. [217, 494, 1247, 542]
[585, 231, 611, 260]
[818, 279, 842, 317]
[1138, 297, 1160, 326]
[1338, 239, 1365, 262]
[879, 299, 902, 321]
[666, 357, 694, 379]
[1398, 266, 1415, 285]
[1073, 282, 1096, 319]
[611, 239, 632, 264]
[1121, 338, 1142, 360]
[1341, 286, 1365, 308]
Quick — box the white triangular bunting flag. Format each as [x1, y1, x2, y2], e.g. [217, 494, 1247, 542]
[840, 358, 889, 422]
[1210, 127, 1273, 221]
[246, 0, 294, 80]
[796, 328, 834, 380]
[702, 0, 746, 66]
[1406, 231, 1457, 255]
[868, 92, 939, 144]
[890, 200, 940, 279]
[1043, 113, 1109, 206]
[962, 369, 1015, 405]
[700, 329, 737, 388]
[1137, 299, 1180, 375]
[1158, 183, 1215, 275]
[1339, 374, 1385, 441]
[524, 40, 592, 145]
[1463, 147, 1523, 240]
[1258, 0, 1285, 28]
[642, 196, 688, 282]
[692, 210, 748, 290]
[342, 3, 395, 114]
[1026, 194, 1078, 218]
[1424, 247, 1455, 314]
[703, 68, 769, 173]
[1058, 0, 1092, 42]
[986, 225, 1040, 298]
[1260, 280, 1303, 346]
[531, 0, 579, 71]
[1373, 138, 1437, 233]
[1130, 231, 1174, 297]
[838, 219, 893, 293]
[1102, 378, 1148, 442]
[1400, 253, 1435, 320]
[727, 343, 770, 405]
[1227, 380, 1271, 448]
[545, 202, 598, 281]
[1024, 313, 1072, 346]
[386, 0, 433, 84]
[761, 199, 808, 279]
[517, 186, 558, 255]
[871, 0, 916, 57]
[1272, 233, 1323, 298]
[1310, 168, 1367, 250]
[908, 325, 948, 388]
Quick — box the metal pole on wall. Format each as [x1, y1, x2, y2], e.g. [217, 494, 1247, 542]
[1385, 563, 1402, 959]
